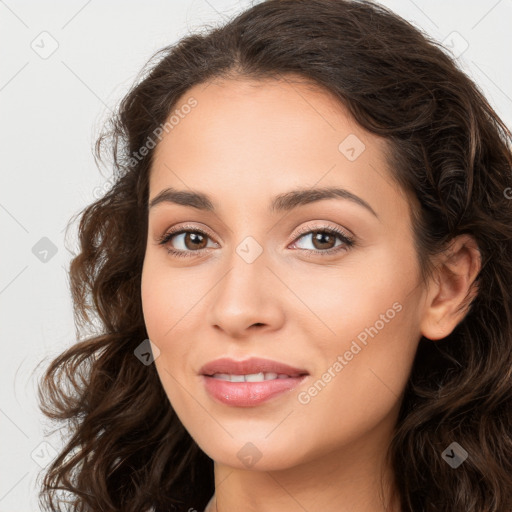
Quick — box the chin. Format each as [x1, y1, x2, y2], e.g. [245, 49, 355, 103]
[194, 435, 309, 472]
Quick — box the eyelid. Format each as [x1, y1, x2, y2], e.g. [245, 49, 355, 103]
[156, 221, 355, 257]
[291, 222, 354, 242]
[156, 223, 218, 243]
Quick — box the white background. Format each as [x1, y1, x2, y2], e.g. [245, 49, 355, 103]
[1, 1, 511, 510]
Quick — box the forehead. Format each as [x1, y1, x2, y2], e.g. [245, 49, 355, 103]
[148, 76, 409, 224]
[153, 75, 363, 161]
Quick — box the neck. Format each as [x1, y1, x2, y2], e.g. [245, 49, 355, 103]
[207, 423, 401, 512]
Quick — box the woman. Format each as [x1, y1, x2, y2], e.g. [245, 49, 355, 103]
[37, 1, 512, 511]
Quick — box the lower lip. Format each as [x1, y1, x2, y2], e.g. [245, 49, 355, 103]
[202, 375, 308, 407]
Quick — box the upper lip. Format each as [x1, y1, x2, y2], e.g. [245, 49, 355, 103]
[199, 357, 309, 377]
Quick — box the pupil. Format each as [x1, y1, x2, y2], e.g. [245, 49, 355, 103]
[314, 231, 333, 249]
[187, 232, 206, 249]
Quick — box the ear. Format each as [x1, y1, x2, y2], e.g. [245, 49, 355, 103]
[420, 234, 482, 341]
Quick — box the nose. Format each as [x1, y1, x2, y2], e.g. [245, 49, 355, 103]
[207, 245, 286, 339]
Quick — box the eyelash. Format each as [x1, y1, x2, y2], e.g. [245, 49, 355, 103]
[157, 223, 355, 259]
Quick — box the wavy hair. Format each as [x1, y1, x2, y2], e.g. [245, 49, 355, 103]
[37, 0, 512, 510]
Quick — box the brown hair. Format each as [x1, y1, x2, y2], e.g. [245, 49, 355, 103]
[37, 1, 512, 510]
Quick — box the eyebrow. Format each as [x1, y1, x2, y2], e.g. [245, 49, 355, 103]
[148, 186, 379, 219]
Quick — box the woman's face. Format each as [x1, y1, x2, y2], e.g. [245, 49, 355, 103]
[141, 77, 426, 471]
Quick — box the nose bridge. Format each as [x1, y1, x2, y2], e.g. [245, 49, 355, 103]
[207, 228, 284, 335]
[222, 207, 270, 272]
[219, 231, 269, 304]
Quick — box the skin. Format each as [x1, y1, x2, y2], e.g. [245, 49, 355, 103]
[140, 76, 481, 512]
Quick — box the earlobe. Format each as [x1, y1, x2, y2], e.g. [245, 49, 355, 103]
[420, 234, 482, 341]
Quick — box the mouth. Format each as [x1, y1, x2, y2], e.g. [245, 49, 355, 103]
[207, 372, 305, 382]
[201, 374, 308, 407]
[199, 357, 309, 407]
[199, 356, 309, 378]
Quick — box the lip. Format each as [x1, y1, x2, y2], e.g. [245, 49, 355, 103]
[202, 374, 308, 407]
[199, 357, 309, 407]
[199, 357, 309, 377]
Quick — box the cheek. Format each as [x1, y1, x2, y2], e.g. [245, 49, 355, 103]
[140, 266, 169, 343]
[140, 254, 201, 342]
[289, 246, 420, 425]
[140, 263, 196, 416]
[289, 303, 419, 461]
[140, 257, 211, 385]
[289, 243, 416, 342]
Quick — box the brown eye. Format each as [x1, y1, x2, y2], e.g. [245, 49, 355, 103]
[290, 225, 355, 257]
[310, 230, 337, 250]
[158, 227, 218, 258]
[181, 231, 208, 250]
